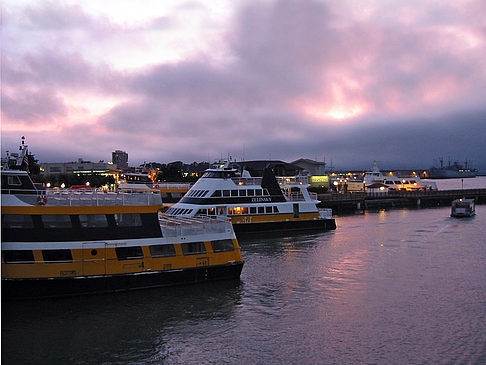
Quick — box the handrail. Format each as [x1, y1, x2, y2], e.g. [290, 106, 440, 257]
[2, 189, 163, 206]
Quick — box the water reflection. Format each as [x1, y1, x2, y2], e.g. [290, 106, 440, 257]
[2, 281, 243, 364]
[3, 206, 486, 364]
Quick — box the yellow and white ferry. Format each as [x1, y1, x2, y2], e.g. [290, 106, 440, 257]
[165, 161, 336, 234]
[1, 166, 243, 299]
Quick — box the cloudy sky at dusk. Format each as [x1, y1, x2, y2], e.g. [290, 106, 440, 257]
[2, 0, 486, 170]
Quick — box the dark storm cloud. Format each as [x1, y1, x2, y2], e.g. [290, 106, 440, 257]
[2, 0, 486, 170]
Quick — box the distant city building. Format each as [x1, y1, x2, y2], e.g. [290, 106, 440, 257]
[40, 158, 116, 176]
[112, 150, 128, 169]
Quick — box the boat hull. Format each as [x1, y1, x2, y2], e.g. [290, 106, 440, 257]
[1, 262, 244, 300]
[233, 218, 336, 235]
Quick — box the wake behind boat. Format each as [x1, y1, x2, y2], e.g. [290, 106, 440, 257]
[165, 161, 336, 234]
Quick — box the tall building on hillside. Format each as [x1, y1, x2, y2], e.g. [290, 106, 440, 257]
[112, 150, 128, 169]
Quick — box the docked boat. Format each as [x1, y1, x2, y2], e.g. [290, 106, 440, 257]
[428, 159, 477, 179]
[2, 160, 243, 299]
[450, 198, 476, 217]
[364, 162, 437, 191]
[164, 161, 336, 234]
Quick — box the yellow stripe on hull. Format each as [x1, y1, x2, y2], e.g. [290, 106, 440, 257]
[229, 212, 320, 224]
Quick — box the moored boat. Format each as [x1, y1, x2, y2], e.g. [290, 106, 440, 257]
[165, 161, 336, 234]
[364, 161, 437, 191]
[2, 161, 243, 299]
[428, 159, 477, 179]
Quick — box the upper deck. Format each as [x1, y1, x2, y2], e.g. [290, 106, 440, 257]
[2, 189, 163, 207]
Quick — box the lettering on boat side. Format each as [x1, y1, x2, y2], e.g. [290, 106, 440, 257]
[251, 197, 272, 203]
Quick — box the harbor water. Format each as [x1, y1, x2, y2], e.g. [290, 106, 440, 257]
[2, 204, 486, 363]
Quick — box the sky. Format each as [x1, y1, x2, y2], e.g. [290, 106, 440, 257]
[2, 0, 486, 170]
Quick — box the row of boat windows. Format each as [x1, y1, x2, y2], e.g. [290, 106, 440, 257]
[198, 206, 280, 215]
[2, 239, 235, 264]
[211, 189, 270, 197]
[2, 213, 144, 229]
[384, 180, 417, 185]
[167, 206, 280, 216]
[166, 208, 194, 215]
[184, 189, 272, 199]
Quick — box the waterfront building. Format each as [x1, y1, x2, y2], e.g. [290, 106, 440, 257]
[112, 150, 128, 169]
[40, 159, 117, 176]
[292, 158, 327, 176]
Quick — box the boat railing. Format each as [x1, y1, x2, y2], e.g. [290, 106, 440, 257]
[277, 176, 310, 185]
[159, 215, 233, 237]
[4, 189, 162, 206]
[230, 175, 310, 186]
[283, 191, 318, 201]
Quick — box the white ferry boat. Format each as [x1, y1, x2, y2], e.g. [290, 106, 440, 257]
[364, 161, 437, 191]
[165, 161, 336, 234]
[1, 144, 243, 299]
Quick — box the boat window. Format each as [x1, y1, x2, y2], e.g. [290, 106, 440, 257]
[228, 208, 234, 215]
[263, 189, 270, 196]
[211, 239, 234, 253]
[114, 213, 142, 227]
[181, 242, 206, 255]
[42, 249, 73, 262]
[197, 209, 207, 215]
[7, 175, 22, 186]
[79, 214, 108, 228]
[247, 189, 255, 196]
[239, 190, 247, 197]
[115, 246, 144, 260]
[212, 190, 222, 197]
[273, 206, 279, 213]
[208, 208, 216, 215]
[149, 244, 176, 258]
[258, 207, 264, 214]
[265, 206, 273, 214]
[249, 207, 257, 214]
[255, 189, 262, 196]
[2, 250, 35, 263]
[217, 207, 225, 215]
[385, 181, 394, 184]
[203, 171, 225, 178]
[231, 190, 238, 197]
[223, 190, 230, 197]
[2, 214, 34, 228]
[42, 214, 72, 228]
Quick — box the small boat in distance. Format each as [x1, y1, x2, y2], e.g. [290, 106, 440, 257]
[450, 198, 476, 218]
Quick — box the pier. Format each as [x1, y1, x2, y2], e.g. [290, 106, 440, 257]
[318, 188, 486, 212]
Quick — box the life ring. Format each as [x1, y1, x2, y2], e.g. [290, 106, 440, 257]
[37, 195, 48, 205]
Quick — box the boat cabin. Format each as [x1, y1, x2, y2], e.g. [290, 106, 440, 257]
[451, 198, 475, 217]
